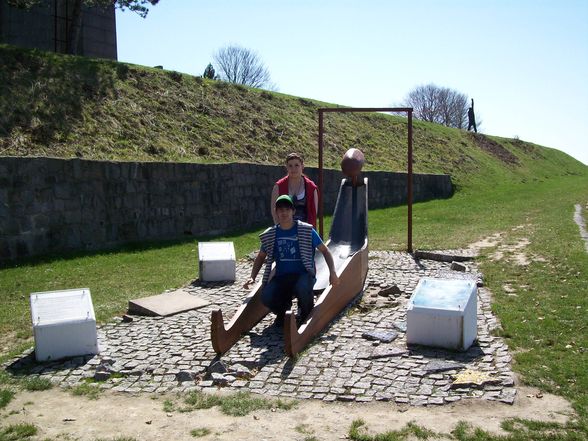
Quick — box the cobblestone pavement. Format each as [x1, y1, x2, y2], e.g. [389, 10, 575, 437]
[7, 251, 517, 406]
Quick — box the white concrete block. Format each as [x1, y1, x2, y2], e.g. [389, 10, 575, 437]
[30, 288, 99, 362]
[198, 242, 236, 282]
[406, 278, 477, 351]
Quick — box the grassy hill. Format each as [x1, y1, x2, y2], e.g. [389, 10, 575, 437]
[1, 43, 586, 192]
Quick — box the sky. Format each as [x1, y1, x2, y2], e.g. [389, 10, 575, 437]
[116, 0, 588, 165]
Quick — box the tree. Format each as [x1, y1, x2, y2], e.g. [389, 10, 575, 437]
[8, 0, 160, 55]
[203, 63, 216, 80]
[403, 84, 471, 129]
[213, 45, 272, 88]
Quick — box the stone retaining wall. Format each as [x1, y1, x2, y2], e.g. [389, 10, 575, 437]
[0, 157, 453, 261]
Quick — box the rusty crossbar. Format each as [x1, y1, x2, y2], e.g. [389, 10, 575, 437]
[317, 107, 414, 252]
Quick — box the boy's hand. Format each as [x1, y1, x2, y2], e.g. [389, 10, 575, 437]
[243, 277, 256, 289]
[330, 273, 340, 287]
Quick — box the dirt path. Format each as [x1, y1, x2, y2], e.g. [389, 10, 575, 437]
[574, 203, 588, 253]
[2, 385, 573, 441]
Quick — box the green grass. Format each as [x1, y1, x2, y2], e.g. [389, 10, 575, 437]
[69, 382, 103, 400]
[349, 418, 588, 441]
[162, 398, 175, 413]
[452, 418, 588, 441]
[295, 423, 319, 441]
[0, 370, 11, 385]
[20, 376, 53, 391]
[349, 419, 438, 440]
[164, 390, 296, 416]
[183, 390, 222, 410]
[0, 388, 15, 409]
[190, 427, 211, 437]
[0, 423, 37, 441]
[218, 391, 292, 416]
[369, 175, 588, 251]
[94, 438, 138, 441]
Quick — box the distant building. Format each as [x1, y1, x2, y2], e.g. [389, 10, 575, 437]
[0, 0, 117, 59]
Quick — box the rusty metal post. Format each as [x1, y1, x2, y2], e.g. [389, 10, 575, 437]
[316, 107, 413, 246]
[407, 110, 413, 253]
[318, 109, 324, 238]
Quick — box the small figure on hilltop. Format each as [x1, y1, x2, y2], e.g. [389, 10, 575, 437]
[244, 195, 339, 327]
[271, 153, 319, 228]
[203, 63, 216, 79]
[467, 98, 477, 133]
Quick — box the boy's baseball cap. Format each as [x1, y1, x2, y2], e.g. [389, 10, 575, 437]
[275, 194, 294, 208]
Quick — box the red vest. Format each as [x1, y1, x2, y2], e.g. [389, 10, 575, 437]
[276, 175, 318, 228]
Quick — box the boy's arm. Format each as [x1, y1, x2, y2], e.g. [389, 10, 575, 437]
[243, 250, 267, 289]
[317, 244, 340, 286]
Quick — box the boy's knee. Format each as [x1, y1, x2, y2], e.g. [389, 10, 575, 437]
[261, 287, 273, 308]
[294, 274, 314, 300]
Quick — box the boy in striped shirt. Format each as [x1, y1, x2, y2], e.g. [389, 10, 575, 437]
[244, 195, 339, 327]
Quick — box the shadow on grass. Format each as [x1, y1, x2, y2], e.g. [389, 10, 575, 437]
[1, 223, 263, 270]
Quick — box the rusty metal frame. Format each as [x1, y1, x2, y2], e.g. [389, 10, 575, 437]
[318, 107, 414, 252]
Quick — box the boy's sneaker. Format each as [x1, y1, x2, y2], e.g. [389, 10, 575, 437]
[296, 313, 309, 328]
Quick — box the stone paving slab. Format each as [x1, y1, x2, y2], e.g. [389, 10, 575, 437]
[128, 289, 210, 316]
[5, 251, 517, 406]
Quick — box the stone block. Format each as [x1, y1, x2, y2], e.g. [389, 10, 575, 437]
[361, 330, 398, 343]
[16, 239, 30, 258]
[198, 242, 236, 282]
[407, 278, 477, 351]
[450, 261, 467, 272]
[54, 183, 71, 199]
[32, 213, 50, 229]
[0, 240, 11, 260]
[30, 288, 99, 362]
